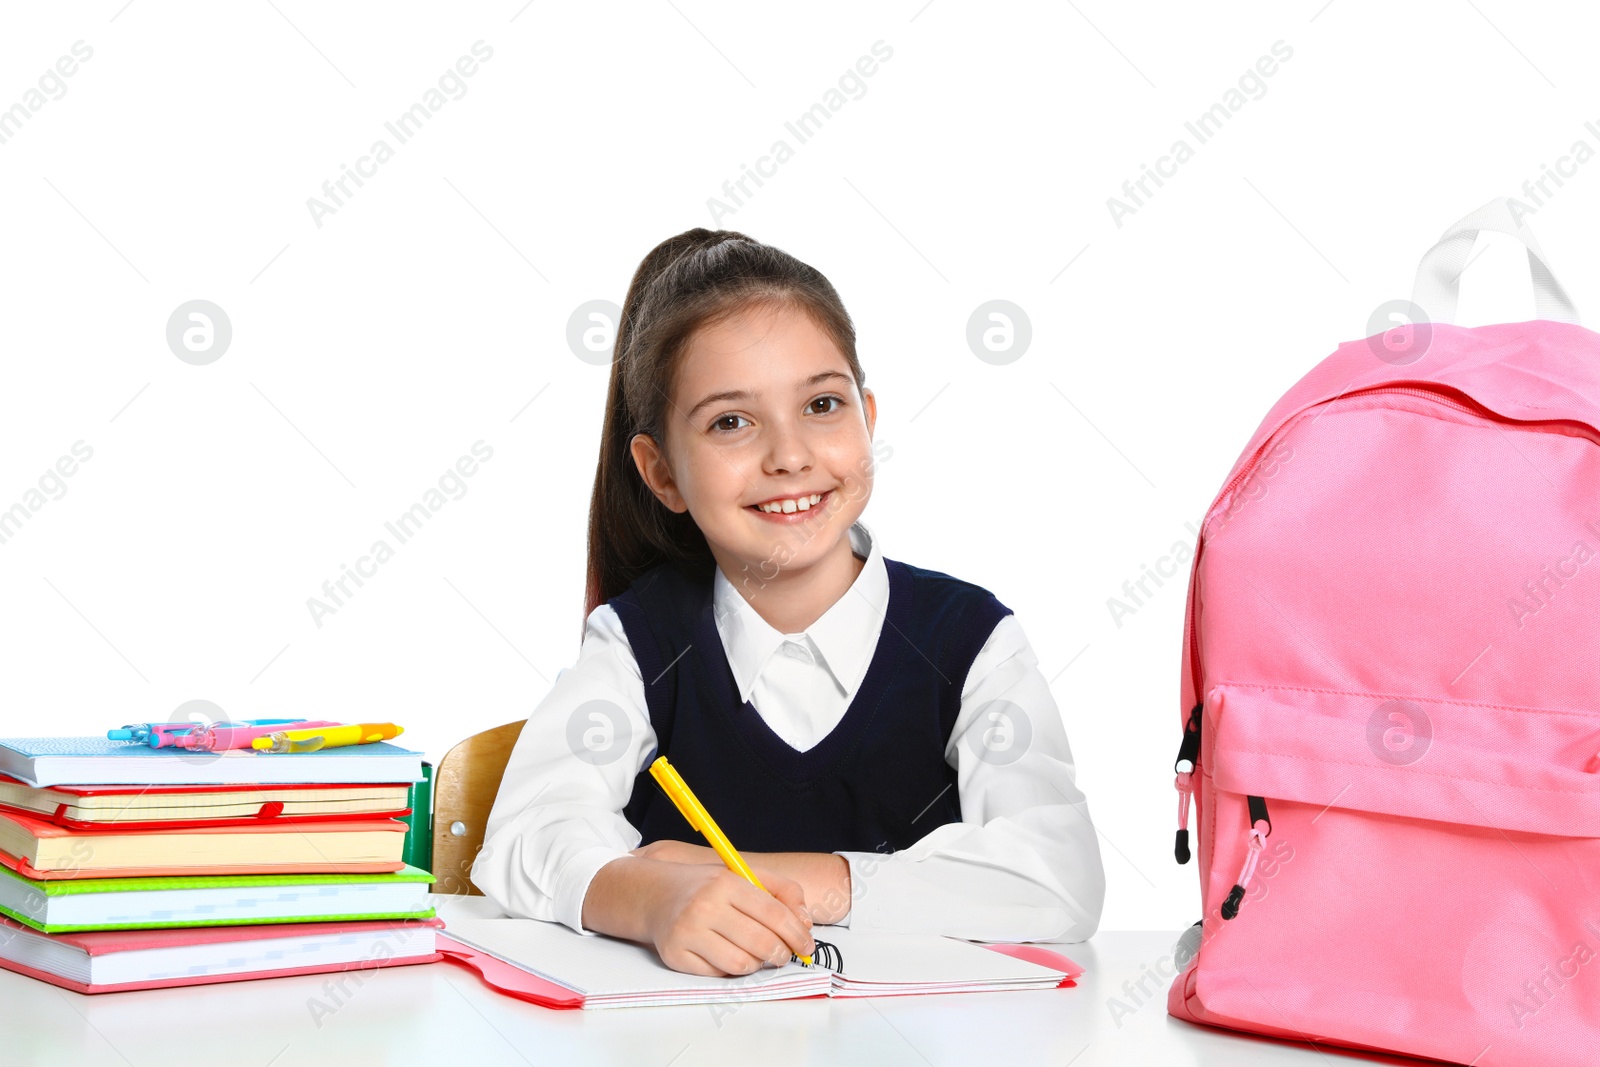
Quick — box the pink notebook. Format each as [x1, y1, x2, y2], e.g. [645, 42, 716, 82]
[0, 914, 443, 994]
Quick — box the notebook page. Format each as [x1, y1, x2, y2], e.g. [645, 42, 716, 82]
[442, 914, 832, 1005]
[814, 927, 1067, 994]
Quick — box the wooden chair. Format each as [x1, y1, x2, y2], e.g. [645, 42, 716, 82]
[430, 719, 526, 896]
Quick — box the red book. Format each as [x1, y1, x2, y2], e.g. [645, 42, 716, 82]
[0, 807, 407, 879]
[0, 773, 412, 830]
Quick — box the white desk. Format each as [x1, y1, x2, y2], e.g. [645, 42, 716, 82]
[0, 917, 1427, 1067]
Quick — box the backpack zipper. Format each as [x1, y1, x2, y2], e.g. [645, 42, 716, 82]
[1171, 699, 1274, 919]
[1221, 794, 1272, 920]
[1173, 702, 1201, 863]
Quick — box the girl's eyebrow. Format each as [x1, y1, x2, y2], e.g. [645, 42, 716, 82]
[685, 370, 853, 421]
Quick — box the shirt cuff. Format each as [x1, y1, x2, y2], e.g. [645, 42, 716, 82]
[837, 851, 893, 928]
[833, 849, 1087, 941]
[554, 845, 632, 936]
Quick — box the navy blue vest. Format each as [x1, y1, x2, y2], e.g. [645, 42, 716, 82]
[610, 556, 1012, 855]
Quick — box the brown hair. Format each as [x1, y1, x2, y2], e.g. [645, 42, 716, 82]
[583, 228, 865, 623]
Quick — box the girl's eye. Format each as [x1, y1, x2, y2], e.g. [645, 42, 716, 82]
[709, 395, 843, 433]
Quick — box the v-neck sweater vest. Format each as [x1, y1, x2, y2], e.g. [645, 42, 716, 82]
[610, 556, 1013, 854]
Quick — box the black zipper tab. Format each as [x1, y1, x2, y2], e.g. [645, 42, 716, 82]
[1221, 883, 1246, 920]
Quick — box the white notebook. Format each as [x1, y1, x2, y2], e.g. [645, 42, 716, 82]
[0, 736, 424, 787]
[439, 897, 1072, 1009]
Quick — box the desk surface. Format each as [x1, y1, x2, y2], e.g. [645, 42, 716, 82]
[1, 915, 1426, 1067]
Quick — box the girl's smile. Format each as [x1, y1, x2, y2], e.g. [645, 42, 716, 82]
[748, 489, 830, 518]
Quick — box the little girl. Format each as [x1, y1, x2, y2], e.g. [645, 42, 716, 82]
[475, 228, 1106, 977]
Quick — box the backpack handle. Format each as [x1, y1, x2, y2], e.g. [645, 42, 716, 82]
[1410, 197, 1581, 325]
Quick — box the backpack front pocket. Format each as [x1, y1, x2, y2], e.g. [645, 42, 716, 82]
[1191, 682, 1600, 1067]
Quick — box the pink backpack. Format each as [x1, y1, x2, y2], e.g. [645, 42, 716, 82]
[1166, 199, 1600, 1066]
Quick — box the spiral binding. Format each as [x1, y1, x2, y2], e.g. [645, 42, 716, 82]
[796, 938, 844, 972]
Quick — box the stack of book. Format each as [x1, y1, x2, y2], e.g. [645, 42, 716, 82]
[0, 735, 442, 994]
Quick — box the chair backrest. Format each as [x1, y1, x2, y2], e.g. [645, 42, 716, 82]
[430, 719, 526, 896]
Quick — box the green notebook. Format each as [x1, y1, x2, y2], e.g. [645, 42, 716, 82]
[0, 862, 437, 934]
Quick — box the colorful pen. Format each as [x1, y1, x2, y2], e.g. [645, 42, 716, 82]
[648, 755, 840, 970]
[251, 723, 404, 754]
[109, 719, 315, 750]
[108, 722, 198, 747]
[184, 720, 341, 752]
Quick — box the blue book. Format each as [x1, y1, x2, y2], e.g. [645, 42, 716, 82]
[0, 737, 425, 788]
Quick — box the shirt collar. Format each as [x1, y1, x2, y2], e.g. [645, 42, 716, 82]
[712, 521, 889, 705]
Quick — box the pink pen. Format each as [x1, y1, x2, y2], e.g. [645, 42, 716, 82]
[176, 720, 344, 752]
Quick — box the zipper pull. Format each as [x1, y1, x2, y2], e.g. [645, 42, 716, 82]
[1173, 703, 1202, 864]
[1221, 795, 1272, 920]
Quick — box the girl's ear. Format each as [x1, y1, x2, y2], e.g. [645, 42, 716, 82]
[629, 433, 689, 513]
[862, 386, 878, 438]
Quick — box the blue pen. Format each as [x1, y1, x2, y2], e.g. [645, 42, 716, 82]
[107, 722, 194, 746]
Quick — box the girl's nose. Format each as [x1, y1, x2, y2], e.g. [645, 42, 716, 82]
[763, 420, 814, 474]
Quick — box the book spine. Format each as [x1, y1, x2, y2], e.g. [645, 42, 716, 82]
[401, 762, 433, 874]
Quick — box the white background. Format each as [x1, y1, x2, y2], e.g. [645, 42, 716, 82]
[1, 1, 1597, 932]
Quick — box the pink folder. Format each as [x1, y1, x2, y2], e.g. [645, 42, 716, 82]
[983, 942, 1085, 982]
[438, 935, 584, 1008]
[0, 915, 443, 994]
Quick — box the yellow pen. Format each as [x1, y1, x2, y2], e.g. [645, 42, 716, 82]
[648, 755, 823, 968]
[251, 722, 403, 754]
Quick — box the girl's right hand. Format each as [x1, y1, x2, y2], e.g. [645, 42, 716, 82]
[585, 857, 812, 979]
[636, 859, 816, 977]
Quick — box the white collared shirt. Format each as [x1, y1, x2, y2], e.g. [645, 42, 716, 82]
[474, 521, 1106, 943]
[711, 523, 891, 752]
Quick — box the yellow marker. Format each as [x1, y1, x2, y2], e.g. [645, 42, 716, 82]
[251, 723, 403, 754]
[648, 755, 814, 966]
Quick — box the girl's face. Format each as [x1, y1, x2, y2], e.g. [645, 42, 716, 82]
[631, 302, 877, 587]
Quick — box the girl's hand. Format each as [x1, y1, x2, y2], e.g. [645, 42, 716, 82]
[638, 860, 815, 977]
[625, 841, 849, 925]
[629, 839, 720, 865]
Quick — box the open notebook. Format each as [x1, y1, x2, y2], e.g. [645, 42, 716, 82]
[437, 897, 1079, 1009]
